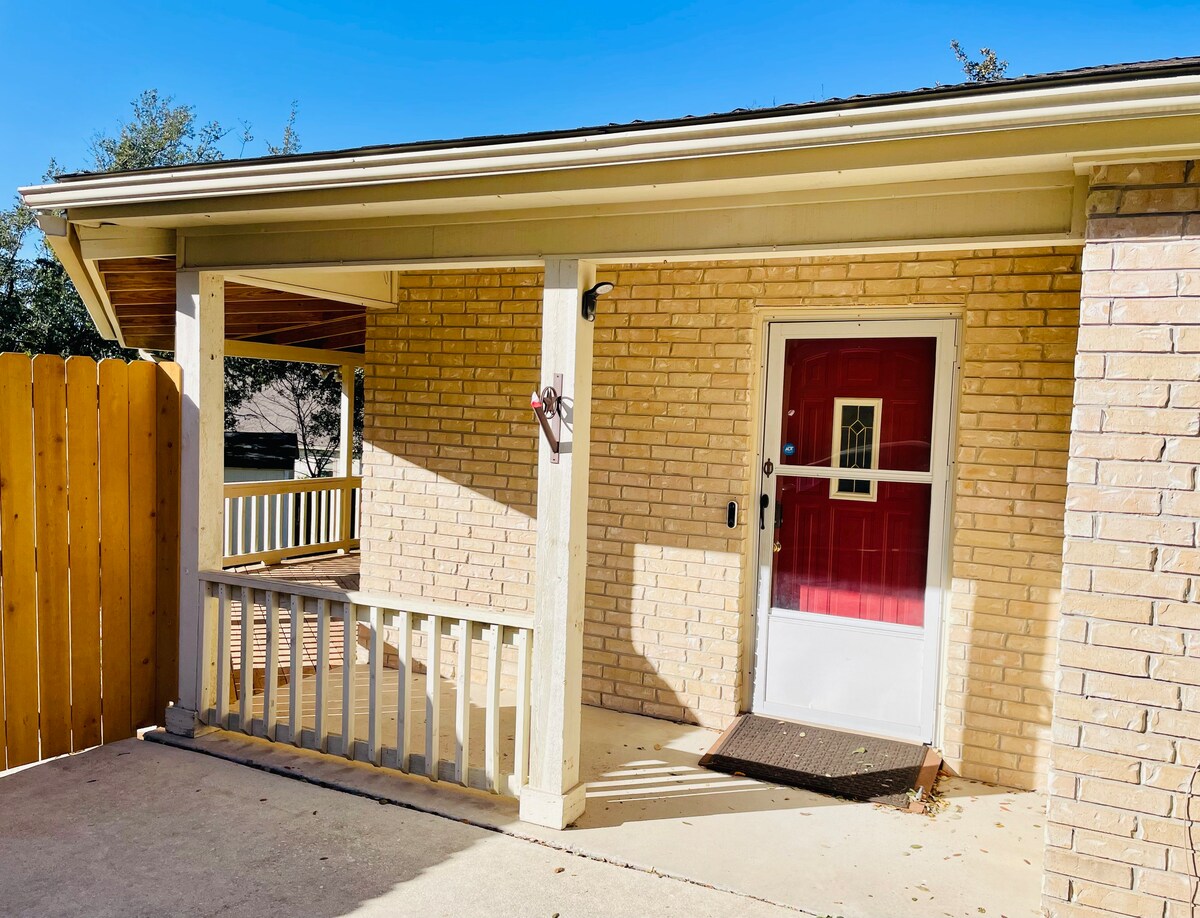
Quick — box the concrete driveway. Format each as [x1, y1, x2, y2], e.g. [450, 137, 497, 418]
[0, 740, 792, 918]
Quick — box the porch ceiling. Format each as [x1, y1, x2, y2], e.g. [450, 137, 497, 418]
[98, 256, 366, 353]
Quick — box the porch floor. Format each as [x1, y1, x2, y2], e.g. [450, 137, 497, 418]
[0, 738, 790, 918]
[229, 550, 361, 590]
[216, 551, 1045, 917]
[154, 706, 1044, 918]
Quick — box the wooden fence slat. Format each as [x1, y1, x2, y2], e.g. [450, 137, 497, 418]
[155, 363, 181, 718]
[0, 354, 39, 767]
[32, 355, 72, 758]
[98, 359, 133, 743]
[128, 360, 159, 729]
[0, 355, 181, 766]
[65, 357, 102, 751]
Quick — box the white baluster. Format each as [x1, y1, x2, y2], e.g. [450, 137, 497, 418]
[454, 619, 473, 786]
[299, 490, 308, 549]
[367, 606, 383, 765]
[425, 615, 442, 781]
[314, 598, 329, 752]
[514, 628, 532, 792]
[485, 622, 502, 794]
[395, 611, 413, 772]
[341, 601, 357, 759]
[263, 590, 279, 740]
[239, 586, 252, 733]
[215, 583, 231, 728]
[249, 493, 259, 555]
[289, 593, 305, 747]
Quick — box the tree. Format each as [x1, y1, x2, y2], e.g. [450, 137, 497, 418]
[266, 102, 301, 156]
[225, 360, 363, 478]
[0, 190, 132, 359]
[89, 89, 242, 172]
[4, 91, 362, 469]
[950, 40, 1008, 83]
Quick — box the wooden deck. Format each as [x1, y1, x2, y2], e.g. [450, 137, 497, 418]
[221, 552, 361, 676]
[229, 550, 361, 590]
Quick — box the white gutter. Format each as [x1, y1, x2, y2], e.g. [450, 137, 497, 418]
[19, 75, 1200, 212]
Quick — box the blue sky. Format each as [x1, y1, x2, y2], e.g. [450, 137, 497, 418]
[2, 0, 1198, 196]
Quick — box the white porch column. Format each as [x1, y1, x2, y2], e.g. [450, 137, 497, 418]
[166, 270, 225, 736]
[337, 366, 354, 478]
[519, 258, 596, 829]
[336, 365, 355, 547]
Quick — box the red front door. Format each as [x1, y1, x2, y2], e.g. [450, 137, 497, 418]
[754, 321, 952, 742]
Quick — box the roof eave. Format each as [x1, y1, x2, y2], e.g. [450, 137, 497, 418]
[19, 70, 1200, 215]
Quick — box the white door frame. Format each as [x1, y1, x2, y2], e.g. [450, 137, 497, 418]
[749, 317, 959, 743]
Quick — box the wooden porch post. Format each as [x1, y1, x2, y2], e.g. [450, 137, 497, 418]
[165, 270, 225, 736]
[519, 257, 595, 829]
[336, 365, 354, 547]
[337, 366, 354, 478]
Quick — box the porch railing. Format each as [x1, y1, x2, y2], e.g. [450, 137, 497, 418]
[198, 569, 533, 798]
[223, 476, 361, 566]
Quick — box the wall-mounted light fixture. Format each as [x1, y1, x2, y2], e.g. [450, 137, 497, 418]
[581, 282, 615, 322]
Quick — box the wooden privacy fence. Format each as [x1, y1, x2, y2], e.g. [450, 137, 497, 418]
[0, 353, 181, 771]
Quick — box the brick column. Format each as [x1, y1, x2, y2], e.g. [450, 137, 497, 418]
[1046, 162, 1200, 917]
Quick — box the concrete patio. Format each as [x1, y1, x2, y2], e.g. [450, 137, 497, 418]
[0, 739, 791, 918]
[148, 705, 1045, 918]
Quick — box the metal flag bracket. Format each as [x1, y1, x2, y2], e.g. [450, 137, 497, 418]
[531, 372, 564, 463]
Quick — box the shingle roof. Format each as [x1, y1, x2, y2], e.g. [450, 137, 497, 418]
[57, 56, 1200, 181]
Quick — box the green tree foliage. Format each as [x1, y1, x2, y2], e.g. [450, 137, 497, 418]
[2, 91, 360, 464]
[0, 185, 133, 359]
[950, 41, 1009, 83]
[90, 89, 242, 172]
[266, 102, 301, 156]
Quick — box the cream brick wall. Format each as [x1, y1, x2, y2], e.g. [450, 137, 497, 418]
[361, 246, 1083, 790]
[361, 269, 543, 613]
[1045, 162, 1200, 918]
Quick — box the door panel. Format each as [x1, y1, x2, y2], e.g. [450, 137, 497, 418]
[771, 477, 932, 625]
[763, 613, 925, 733]
[754, 320, 954, 743]
[777, 337, 936, 472]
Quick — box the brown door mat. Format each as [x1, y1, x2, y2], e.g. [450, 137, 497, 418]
[699, 714, 942, 812]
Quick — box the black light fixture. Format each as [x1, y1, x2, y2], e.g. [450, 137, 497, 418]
[581, 281, 615, 322]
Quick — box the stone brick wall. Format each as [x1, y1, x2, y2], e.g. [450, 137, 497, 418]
[1045, 162, 1200, 918]
[361, 246, 1082, 790]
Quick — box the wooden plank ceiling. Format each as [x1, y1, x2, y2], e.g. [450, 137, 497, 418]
[97, 257, 366, 353]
